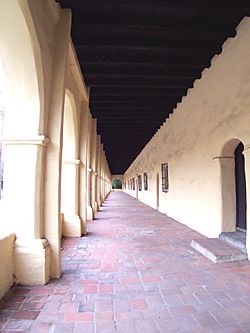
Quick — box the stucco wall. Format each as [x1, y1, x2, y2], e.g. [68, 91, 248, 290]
[0, 234, 15, 299]
[124, 18, 250, 238]
[112, 175, 124, 182]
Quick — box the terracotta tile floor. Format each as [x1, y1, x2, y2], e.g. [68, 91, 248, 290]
[1, 192, 250, 333]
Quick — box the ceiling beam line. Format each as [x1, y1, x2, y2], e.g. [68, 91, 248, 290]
[73, 23, 233, 38]
[90, 87, 187, 94]
[75, 44, 217, 56]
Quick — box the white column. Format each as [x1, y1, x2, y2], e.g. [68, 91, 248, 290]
[90, 120, 97, 217]
[79, 104, 88, 234]
[100, 145, 104, 204]
[44, 10, 71, 278]
[61, 159, 82, 237]
[3, 135, 50, 285]
[86, 117, 94, 220]
[96, 136, 102, 210]
[87, 168, 94, 220]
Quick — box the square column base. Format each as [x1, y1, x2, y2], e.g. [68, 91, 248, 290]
[87, 205, 94, 220]
[62, 215, 85, 237]
[94, 201, 99, 213]
[14, 239, 50, 285]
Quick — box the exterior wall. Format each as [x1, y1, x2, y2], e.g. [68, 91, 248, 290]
[0, 234, 15, 299]
[124, 19, 250, 244]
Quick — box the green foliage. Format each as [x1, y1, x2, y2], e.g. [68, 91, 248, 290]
[112, 179, 122, 189]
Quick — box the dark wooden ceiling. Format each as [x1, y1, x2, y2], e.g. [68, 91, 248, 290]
[59, 0, 250, 174]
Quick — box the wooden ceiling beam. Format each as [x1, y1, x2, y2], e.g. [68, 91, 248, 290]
[60, 0, 249, 31]
[86, 75, 194, 87]
[81, 62, 203, 77]
[72, 24, 232, 49]
[76, 45, 215, 63]
[90, 95, 179, 102]
[90, 86, 187, 95]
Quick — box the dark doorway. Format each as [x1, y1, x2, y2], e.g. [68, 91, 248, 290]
[235, 143, 247, 230]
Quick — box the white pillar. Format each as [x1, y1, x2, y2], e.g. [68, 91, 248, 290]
[86, 169, 93, 220]
[3, 135, 50, 285]
[44, 10, 71, 278]
[86, 117, 93, 220]
[61, 159, 82, 237]
[79, 103, 88, 234]
[96, 136, 101, 210]
[90, 120, 97, 217]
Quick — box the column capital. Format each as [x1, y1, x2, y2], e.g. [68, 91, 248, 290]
[88, 167, 97, 174]
[3, 135, 49, 147]
[63, 159, 81, 165]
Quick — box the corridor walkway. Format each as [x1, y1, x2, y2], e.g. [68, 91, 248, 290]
[1, 192, 250, 333]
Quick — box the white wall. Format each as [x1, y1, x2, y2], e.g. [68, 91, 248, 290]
[124, 18, 250, 239]
[0, 234, 15, 299]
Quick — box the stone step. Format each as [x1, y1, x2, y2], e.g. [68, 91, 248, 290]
[219, 230, 247, 253]
[191, 238, 247, 263]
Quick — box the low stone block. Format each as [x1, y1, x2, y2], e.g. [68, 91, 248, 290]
[191, 238, 247, 263]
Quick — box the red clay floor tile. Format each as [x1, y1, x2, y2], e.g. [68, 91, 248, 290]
[1, 192, 250, 332]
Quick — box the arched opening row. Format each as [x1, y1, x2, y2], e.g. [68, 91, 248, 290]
[0, 0, 112, 295]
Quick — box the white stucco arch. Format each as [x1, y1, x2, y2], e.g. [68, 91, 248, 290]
[0, 0, 44, 138]
[0, 0, 51, 287]
[221, 138, 243, 157]
[111, 175, 124, 186]
[0, 0, 46, 239]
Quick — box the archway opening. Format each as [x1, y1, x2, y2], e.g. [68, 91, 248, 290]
[220, 139, 247, 252]
[0, 0, 43, 238]
[60, 90, 78, 237]
[235, 142, 247, 231]
[112, 179, 122, 189]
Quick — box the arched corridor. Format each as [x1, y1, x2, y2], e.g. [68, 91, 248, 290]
[1, 192, 250, 332]
[1, 1, 250, 332]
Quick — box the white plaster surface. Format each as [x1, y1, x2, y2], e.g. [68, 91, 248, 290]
[124, 18, 250, 245]
[0, 234, 15, 299]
